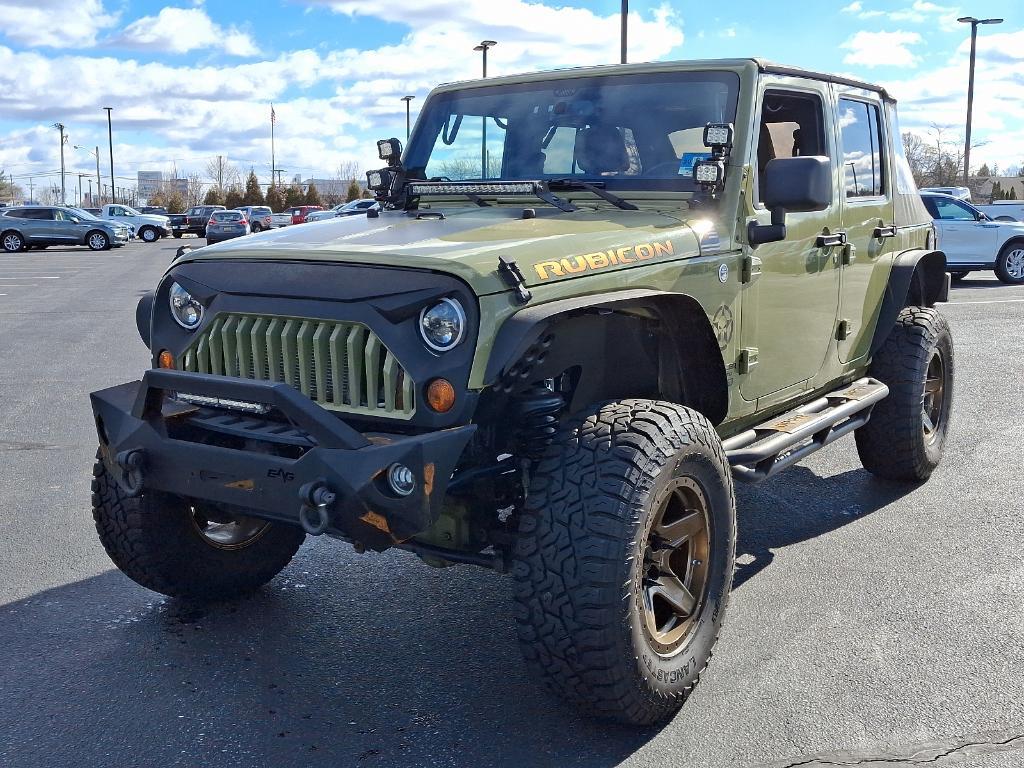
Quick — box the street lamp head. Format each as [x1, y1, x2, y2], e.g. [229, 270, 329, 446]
[401, 95, 414, 103]
[957, 16, 977, 23]
[979, 18, 1003, 24]
[474, 40, 497, 51]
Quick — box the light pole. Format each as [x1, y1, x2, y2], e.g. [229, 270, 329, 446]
[75, 145, 102, 205]
[53, 123, 66, 204]
[401, 95, 415, 143]
[621, 0, 628, 64]
[77, 173, 88, 206]
[473, 40, 496, 178]
[957, 16, 1002, 186]
[103, 106, 115, 203]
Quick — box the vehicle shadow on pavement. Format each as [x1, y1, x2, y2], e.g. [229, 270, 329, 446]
[0, 550, 660, 768]
[733, 466, 912, 589]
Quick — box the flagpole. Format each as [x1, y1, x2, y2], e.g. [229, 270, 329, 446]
[270, 103, 276, 190]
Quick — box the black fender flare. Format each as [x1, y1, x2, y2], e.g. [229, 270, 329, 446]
[870, 248, 948, 355]
[136, 291, 155, 349]
[483, 289, 729, 424]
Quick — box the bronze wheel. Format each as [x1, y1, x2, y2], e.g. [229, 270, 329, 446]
[641, 477, 711, 655]
[922, 348, 946, 444]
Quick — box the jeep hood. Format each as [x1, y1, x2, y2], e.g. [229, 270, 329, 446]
[175, 206, 716, 296]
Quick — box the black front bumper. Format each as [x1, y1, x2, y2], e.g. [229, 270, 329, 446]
[90, 369, 475, 551]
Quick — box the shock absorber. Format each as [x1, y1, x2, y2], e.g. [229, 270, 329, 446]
[511, 384, 565, 461]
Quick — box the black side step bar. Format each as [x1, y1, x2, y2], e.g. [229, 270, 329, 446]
[723, 378, 888, 483]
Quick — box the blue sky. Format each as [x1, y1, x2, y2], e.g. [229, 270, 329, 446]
[0, 0, 1021, 201]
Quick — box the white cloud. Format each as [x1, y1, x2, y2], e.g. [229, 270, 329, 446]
[115, 7, 259, 56]
[841, 30, 923, 68]
[0, 0, 118, 48]
[841, 2, 862, 12]
[844, 0, 958, 27]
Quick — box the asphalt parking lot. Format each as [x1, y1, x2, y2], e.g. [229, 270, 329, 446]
[1, 238, 1022, 768]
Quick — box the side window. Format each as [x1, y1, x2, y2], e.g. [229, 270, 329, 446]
[755, 90, 828, 203]
[53, 210, 66, 221]
[838, 98, 885, 198]
[932, 197, 977, 221]
[24, 208, 54, 220]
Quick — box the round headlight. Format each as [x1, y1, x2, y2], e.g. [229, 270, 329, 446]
[419, 298, 466, 352]
[168, 281, 204, 330]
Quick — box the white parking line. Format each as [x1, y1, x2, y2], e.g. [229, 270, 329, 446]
[947, 298, 1024, 305]
[0, 276, 61, 280]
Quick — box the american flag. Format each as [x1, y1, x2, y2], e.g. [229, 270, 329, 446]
[271, 104, 276, 125]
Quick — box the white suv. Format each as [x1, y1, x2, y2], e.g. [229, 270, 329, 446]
[921, 192, 1024, 284]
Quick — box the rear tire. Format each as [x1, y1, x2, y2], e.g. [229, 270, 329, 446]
[513, 399, 735, 725]
[856, 307, 953, 481]
[995, 242, 1024, 284]
[251, 222, 262, 233]
[91, 452, 305, 599]
[2, 230, 24, 252]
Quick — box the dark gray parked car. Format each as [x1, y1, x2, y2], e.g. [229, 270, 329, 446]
[204, 209, 250, 244]
[0, 206, 130, 252]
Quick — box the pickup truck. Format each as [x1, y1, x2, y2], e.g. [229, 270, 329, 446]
[975, 201, 1024, 222]
[99, 204, 171, 243]
[175, 205, 226, 238]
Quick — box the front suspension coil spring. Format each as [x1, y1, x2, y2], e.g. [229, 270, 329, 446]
[511, 385, 565, 461]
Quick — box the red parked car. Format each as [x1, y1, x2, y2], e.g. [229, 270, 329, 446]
[288, 205, 323, 224]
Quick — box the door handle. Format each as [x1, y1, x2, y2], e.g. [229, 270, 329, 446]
[815, 231, 847, 248]
[872, 225, 897, 238]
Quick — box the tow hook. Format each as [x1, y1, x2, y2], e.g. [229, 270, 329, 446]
[298, 479, 336, 536]
[115, 449, 145, 498]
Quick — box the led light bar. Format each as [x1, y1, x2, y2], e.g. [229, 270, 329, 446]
[693, 159, 725, 184]
[173, 393, 271, 415]
[408, 182, 537, 196]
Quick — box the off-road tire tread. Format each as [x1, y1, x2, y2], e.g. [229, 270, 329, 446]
[91, 452, 304, 599]
[513, 399, 735, 725]
[856, 306, 952, 481]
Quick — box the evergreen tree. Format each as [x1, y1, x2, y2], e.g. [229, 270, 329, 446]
[203, 188, 224, 206]
[224, 186, 244, 209]
[345, 179, 361, 202]
[242, 170, 265, 206]
[304, 182, 322, 206]
[166, 192, 186, 214]
[265, 185, 284, 212]
[991, 180, 1002, 202]
[977, 163, 991, 178]
[284, 184, 305, 207]
[1011, 187, 1018, 200]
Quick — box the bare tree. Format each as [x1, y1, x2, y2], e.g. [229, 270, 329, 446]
[186, 172, 205, 207]
[204, 156, 241, 194]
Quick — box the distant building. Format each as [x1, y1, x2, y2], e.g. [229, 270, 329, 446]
[137, 171, 188, 202]
[976, 175, 1024, 203]
[137, 171, 164, 200]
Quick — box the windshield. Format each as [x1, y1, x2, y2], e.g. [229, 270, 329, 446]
[67, 207, 100, 221]
[405, 70, 739, 192]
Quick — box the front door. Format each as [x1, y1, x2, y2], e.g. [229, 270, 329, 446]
[739, 79, 841, 401]
[834, 91, 896, 364]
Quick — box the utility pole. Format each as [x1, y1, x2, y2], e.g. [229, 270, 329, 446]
[104, 106, 115, 205]
[77, 173, 87, 206]
[87, 178, 93, 206]
[957, 16, 1002, 186]
[270, 104, 276, 190]
[473, 40, 497, 178]
[621, 1, 628, 64]
[53, 122, 66, 204]
[217, 155, 224, 193]
[28, 177, 34, 203]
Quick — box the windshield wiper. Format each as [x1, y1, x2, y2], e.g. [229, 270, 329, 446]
[548, 179, 638, 210]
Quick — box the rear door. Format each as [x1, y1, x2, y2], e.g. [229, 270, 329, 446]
[22, 208, 56, 242]
[833, 90, 896, 364]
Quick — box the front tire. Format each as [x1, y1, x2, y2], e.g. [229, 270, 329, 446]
[91, 452, 305, 599]
[995, 242, 1024, 284]
[856, 306, 953, 481]
[513, 400, 735, 725]
[139, 226, 158, 242]
[86, 230, 110, 251]
[251, 222, 263, 233]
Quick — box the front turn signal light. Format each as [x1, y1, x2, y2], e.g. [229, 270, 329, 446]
[158, 350, 175, 369]
[426, 378, 456, 413]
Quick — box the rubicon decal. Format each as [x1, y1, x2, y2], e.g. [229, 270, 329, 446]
[533, 240, 675, 280]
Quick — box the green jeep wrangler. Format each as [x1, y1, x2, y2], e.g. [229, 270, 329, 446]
[90, 58, 951, 725]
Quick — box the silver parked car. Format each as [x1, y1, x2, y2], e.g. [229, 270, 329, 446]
[205, 209, 251, 245]
[234, 205, 274, 232]
[0, 206, 131, 252]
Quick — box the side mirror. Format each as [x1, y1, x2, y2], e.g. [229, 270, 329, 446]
[748, 156, 832, 246]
